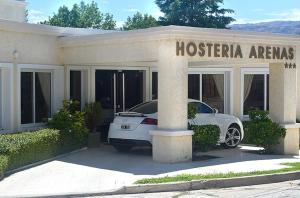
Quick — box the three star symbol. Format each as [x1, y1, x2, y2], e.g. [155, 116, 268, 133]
[284, 62, 296, 69]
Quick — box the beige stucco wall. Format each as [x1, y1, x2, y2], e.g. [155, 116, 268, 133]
[61, 39, 159, 66]
[0, 30, 62, 65]
[0, 0, 26, 23]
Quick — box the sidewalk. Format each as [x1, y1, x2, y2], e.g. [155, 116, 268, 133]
[0, 145, 299, 197]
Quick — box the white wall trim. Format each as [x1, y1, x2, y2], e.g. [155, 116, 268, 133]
[18, 64, 63, 70]
[0, 62, 13, 68]
[17, 64, 64, 130]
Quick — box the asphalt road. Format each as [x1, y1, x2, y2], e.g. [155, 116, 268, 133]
[91, 180, 300, 198]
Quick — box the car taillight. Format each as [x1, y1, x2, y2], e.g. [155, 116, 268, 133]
[141, 118, 157, 125]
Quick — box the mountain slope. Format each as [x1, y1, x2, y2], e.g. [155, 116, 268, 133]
[230, 21, 300, 35]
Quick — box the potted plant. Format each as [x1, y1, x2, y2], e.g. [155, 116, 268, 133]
[84, 102, 103, 147]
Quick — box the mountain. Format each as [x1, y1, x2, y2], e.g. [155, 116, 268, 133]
[230, 21, 300, 35]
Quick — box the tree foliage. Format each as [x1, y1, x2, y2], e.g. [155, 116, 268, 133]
[123, 12, 159, 30]
[41, 1, 116, 30]
[155, 0, 235, 28]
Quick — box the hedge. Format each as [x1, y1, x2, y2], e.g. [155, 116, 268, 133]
[0, 128, 85, 176]
[0, 155, 8, 178]
[192, 125, 221, 152]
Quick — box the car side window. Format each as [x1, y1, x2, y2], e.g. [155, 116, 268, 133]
[198, 102, 213, 114]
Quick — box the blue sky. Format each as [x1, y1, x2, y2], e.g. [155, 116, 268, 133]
[27, 0, 300, 27]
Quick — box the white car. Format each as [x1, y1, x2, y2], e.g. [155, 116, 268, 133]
[108, 99, 244, 152]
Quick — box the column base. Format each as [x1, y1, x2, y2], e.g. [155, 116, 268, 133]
[150, 130, 194, 163]
[273, 124, 300, 155]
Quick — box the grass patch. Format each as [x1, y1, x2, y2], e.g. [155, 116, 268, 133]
[135, 162, 300, 184]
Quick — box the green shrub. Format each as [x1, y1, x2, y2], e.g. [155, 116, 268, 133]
[241, 121, 251, 144]
[192, 125, 220, 152]
[48, 100, 88, 150]
[244, 110, 286, 153]
[0, 129, 61, 171]
[84, 102, 103, 133]
[0, 155, 8, 177]
[188, 103, 197, 120]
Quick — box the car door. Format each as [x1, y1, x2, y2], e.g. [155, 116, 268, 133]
[189, 102, 217, 126]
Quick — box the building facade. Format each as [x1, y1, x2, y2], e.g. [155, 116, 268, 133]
[0, 0, 300, 162]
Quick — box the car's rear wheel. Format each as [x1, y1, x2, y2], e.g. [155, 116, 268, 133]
[222, 126, 241, 148]
[113, 145, 132, 152]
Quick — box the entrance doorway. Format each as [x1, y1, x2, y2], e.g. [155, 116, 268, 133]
[95, 70, 145, 141]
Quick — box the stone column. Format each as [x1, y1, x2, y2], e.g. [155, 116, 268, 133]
[269, 62, 299, 155]
[150, 41, 193, 163]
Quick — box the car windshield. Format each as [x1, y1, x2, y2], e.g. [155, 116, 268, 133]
[189, 102, 214, 114]
[129, 101, 158, 114]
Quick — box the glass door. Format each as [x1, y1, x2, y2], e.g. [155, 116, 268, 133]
[95, 70, 145, 141]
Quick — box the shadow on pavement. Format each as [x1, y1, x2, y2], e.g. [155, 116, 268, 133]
[57, 144, 300, 176]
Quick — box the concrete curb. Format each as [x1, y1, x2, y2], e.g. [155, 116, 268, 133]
[14, 170, 300, 198]
[3, 147, 88, 178]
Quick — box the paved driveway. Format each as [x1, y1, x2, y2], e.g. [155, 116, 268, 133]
[0, 145, 299, 197]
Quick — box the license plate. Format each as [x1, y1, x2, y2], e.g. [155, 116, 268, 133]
[121, 125, 130, 130]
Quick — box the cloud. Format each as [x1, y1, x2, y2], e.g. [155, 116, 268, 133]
[123, 8, 139, 13]
[252, 8, 264, 12]
[28, 9, 48, 24]
[267, 9, 300, 21]
[232, 9, 300, 25]
[152, 9, 164, 19]
[116, 21, 125, 28]
[99, 0, 109, 4]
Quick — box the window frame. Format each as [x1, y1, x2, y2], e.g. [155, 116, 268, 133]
[151, 67, 233, 114]
[241, 67, 269, 120]
[20, 69, 53, 127]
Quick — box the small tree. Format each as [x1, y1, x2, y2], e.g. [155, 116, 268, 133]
[155, 0, 235, 28]
[84, 102, 103, 133]
[48, 100, 88, 149]
[123, 12, 159, 30]
[41, 1, 116, 30]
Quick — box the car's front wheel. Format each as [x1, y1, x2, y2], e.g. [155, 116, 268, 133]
[222, 126, 241, 148]
[113, 145, 132, 152]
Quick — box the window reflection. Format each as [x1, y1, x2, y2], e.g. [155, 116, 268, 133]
[202, 74, 224, 113]
[243, 74, 264, 115]
[21, 72, 51, 124]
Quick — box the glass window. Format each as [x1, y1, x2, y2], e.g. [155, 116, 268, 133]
[21, 72, 52, 124]
[152, 72, 227, 113]
[188, 74, 200, 100]
[202, 74, 224, 113]
[35, 73, 51, 123]
[21, 72, 33, 124]
[70, 71, 81, 106]
[243, 74, 269, 115]
[124, 70, 144, 109]
[130, 101, 158, 114]
[152, 72, 158, 100]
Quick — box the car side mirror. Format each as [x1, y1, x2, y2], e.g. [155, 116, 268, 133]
[213, 108, 218, 114]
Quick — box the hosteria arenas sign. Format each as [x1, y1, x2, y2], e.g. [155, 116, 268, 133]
[176, 41, 296, 68]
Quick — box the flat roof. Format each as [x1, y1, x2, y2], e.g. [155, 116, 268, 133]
[60, 25, 300, 47]
[0, 19, 117, 36]
[1, 19, 299, 46]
